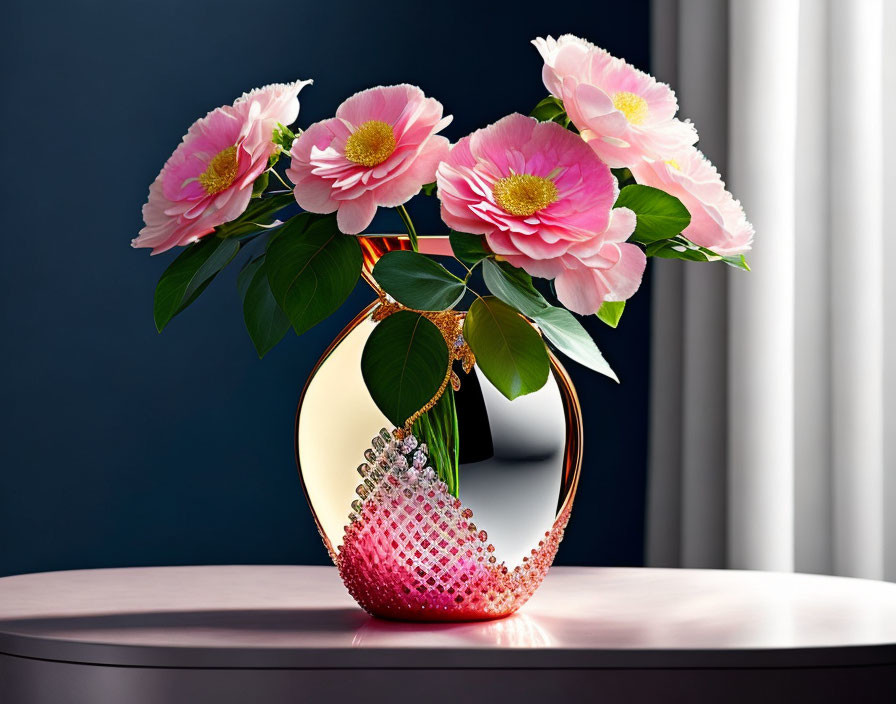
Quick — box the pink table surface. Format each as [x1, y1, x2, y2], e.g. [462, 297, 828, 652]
[1, 565, 895, 669]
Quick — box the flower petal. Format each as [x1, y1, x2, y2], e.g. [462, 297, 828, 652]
[337, 191, 377, 234]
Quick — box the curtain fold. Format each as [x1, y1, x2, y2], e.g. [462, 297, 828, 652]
[884, 0, 896, 584]
[647, 0, 892, 580]
[827, 0, 885, 579]
[648, 0, 731, 569]
[727, 0, 799, 572]
[792, 0, 833, 577]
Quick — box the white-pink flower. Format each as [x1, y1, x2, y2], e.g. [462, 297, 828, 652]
[533, 34, 697, 168]
[436, 113, 646, 315]
[133, 81, 311, 254]
[287, 85, 451, 234]
[631, 146, 754, 256]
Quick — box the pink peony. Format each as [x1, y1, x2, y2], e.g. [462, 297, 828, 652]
[133, 81, 311, 254]
[631, 146, 754, 256]
[533, 34, 697, 168]
[286, 85, 451, 234]
[436, 113, 646, 315]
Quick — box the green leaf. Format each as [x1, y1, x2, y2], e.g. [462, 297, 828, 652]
[481, 258, 549, 317]
[251, 171, 270, 198]
[266, 214, 362, 335]
[480, 259, 617, 381]
[615, 185, 691, 244]
[645, 237, 708, 262]
[530, 96, 571, 128]
[533, 306, 617, 382]
[214, 193, 295, 239]
[463, 296, 550, 400]
[361, 311, 449, 427]
[153, 236, 240, 332]
[725, 253, 751, 271]
[420, 182, 438, 197]
[611, 167, 635, 188]
[597, 300, 625, 328]
[449, 230, 489, 266]
[372, 250, 466, 311]
[264, 212, 312, 251]
[238, 255, 291, 358]
[646, 236, 751, 271]
[530, 95, 565, 120]
[237, 255, 263, 300]
[273, 122, 296, 152]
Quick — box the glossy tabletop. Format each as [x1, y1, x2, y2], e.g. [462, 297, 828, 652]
[1, 565, 895, 670]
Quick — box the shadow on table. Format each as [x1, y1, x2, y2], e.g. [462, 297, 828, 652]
[0, 608, 560, 648]
[0, 608, 369, 635]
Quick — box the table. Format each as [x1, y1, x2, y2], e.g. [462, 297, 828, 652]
[0, 566, 894, 703]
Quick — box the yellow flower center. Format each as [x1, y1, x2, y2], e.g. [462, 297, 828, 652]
[344, 120, 397, 167]
[198, 146, 239, 195]
[666, 158, 681, 170]
[492, 174, 559, 217]
[613, 91, 649, 125]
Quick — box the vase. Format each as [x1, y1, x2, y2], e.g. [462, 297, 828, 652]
[295, 236, 583, 621]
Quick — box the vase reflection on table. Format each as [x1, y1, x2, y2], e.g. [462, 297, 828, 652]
[351, 610, 554, 647]
[297, 236, 583, 621]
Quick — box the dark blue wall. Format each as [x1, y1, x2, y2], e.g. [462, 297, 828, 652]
[0, 0, 650, 577]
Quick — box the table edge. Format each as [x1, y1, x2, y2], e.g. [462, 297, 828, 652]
[2, 633, 895, 670]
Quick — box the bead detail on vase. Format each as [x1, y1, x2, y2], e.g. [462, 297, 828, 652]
[336, 428, 571, 621]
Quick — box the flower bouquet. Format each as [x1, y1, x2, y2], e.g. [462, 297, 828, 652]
[134, 35, 752, 621]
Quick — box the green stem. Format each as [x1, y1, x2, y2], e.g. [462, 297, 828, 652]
[395, 204, 419, 252]
[269, 168, 291, 190]
[462, 257, 483, 284]
[413, 385, 460, 498]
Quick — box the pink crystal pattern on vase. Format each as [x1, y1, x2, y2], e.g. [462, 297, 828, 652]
[337, 429, 571, 621]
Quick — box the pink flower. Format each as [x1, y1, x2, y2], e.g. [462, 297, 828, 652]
[533, 34, 697, 168]
[503, 208, 645, 315]
[286, 85, 451, 234]
[133, 81, 311, 254]
[631, 146, 754, 256]
[436, 113, 646, 314]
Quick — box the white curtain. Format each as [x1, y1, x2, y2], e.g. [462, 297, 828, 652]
[646, 0, 896, 581]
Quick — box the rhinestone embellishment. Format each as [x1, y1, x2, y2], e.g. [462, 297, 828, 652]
[336, 428, 571, 621]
